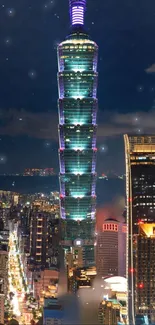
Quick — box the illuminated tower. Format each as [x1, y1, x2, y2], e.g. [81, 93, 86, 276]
[124, 135, 155, 324]
[57, 0, 98, 267]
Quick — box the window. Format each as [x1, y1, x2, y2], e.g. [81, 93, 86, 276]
[103, 223, 118, 232]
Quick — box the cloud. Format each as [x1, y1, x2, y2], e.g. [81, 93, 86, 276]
[0, 108, 58, 140]
[97, 110, 155, 138]
[0, 108, 155, 140]
[96, 196, 125, 232]
[145, 63, 155, 74]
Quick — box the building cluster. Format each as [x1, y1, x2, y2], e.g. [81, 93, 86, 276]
[17, 195, 60, 303]
[23, 168, 55, 176]
[0, 218, 9, 324]
[0, 192, 60, 324]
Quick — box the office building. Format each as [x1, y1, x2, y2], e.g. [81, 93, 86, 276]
[33, 269, 58, 305]
[0, 229, 9, 247]
[57, 0, 98, 268]
[0, 278, 4, 324]
[68, 266, 96, 293]
[97, 277, 127, 325]
[98, 299, 125, 325]
[124, 135, 155, 324]
[0, 294, 4, 324]
[43, 298, 63, 325]
[135, 315, 149, 325]
[96, 218, 126, 278]
[29, 210, 49, 268]
[135, 223, 155, 323]
[0, 246, 8, 297]
[48, 217, 60, 269]
[20, 206, 31, 234]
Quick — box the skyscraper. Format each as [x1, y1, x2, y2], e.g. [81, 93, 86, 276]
[124, 135, 155, 324]
[136, 223, 155, 323]
[57, 0, 98, 267]
[96, 218, 126, 278]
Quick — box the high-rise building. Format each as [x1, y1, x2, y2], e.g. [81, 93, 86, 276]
[96, 218, 126, 278]
[57, 0, 98, 268]
[48, 217, 60, 269]
[98, 299, 125, 325]
[29, 210, 49, 269]
[135, 223, 155, 323]
[124, 135, 155, 324]
[0, 246, 8, 298]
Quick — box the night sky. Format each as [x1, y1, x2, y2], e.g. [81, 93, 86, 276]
[0, 0, 155, 174]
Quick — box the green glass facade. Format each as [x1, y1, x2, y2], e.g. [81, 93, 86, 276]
[57, 1, 98, 266]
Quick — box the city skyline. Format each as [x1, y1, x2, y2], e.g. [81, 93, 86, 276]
[0, 0, 155, 173]
[0, 0, 155, 324]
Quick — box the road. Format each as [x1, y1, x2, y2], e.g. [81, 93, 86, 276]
[8, 230, 33, 325]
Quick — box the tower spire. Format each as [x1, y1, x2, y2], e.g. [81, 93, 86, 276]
[69, 0, 86, 27]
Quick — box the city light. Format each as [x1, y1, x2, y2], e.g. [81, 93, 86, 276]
[8, 230, 32, 324]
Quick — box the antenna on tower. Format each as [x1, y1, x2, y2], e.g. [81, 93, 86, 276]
[69, 0, 86, 26]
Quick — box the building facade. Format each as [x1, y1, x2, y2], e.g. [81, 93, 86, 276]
[135, 223, 155, 323]
[29, 210, 49, 268]
[43, 298, 63, 325]
[0, 247, 8, 298]
[57, 0, 98, 268]
[96, 218, 126, 278]
[68, 266, 96, 293]
[124, 135, 155, 324]
[0, 294, 4, 324]
[98, 299, 124, 325]
[33, 269, 58, 305]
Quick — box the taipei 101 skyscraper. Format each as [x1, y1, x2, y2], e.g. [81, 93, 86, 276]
[57, 0, 98, 268]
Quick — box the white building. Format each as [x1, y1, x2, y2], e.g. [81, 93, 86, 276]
[96, 218, 126, 278]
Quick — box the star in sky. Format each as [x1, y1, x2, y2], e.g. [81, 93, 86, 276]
[6, 8, 16, 17]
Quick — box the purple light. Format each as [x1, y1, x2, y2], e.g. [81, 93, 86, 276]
[69, 0, 86, 26]
[72, 6, 84, 25]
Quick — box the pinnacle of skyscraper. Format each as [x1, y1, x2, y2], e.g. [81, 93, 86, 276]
[69, 0, 86, 27]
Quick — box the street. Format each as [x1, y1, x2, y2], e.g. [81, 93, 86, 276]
[8, 230, 33, 325]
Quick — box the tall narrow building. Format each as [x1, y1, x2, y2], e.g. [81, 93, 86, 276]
[57, 0, 98, 268]
[124, 135, 155, 324]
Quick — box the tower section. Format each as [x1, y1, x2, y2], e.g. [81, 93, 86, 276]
[57, 0, 98, 267]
